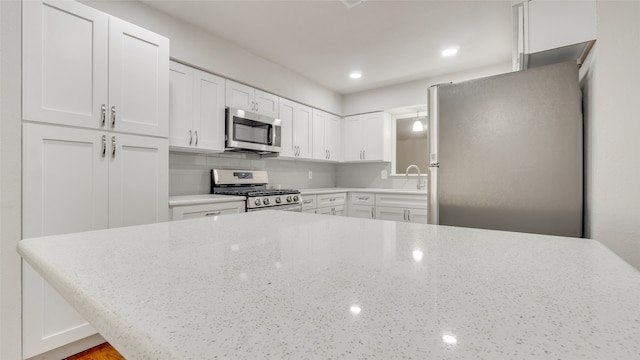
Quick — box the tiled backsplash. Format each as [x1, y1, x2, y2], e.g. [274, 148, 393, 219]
[170, 153, 426, 196]
[169, 153, 337, 195]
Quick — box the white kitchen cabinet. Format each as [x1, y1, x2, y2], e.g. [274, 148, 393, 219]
[301, 195, 317, 213]
[348, 192, 376, 219]
[22, 123, 168, 358]
[171, 201, 245, 220]
[23, 0, 169, 137]
[316, 192, 347, 216]
[376, 206, 427, 223]
[343, 112, 391, 162]
[107, 133, 169, 228]
[225, 80, 279, 117]
[278, 98, 313, 159]
[312, 109, 342, 161]
[513, 0, 596, 70]
[169, 61, 225, 152]
[375, 193, 428, 224]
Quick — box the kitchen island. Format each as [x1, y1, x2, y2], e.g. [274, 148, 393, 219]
[17, 211, 640, 359]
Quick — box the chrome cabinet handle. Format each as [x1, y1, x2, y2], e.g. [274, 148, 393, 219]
[111, 136, 116, 157]
[403, 209, 407, 221]
[303, 199, 312, 204]
[111, 106, 116, 128]
[101, 135, 106, 157]
[100, 104, 106, 127]
[328, 150, 331, 159]
[363, 150, 365, 160]
[205, 211, 221, 216]
[371, 208, 374, 218]
[195, 130, 198, 146]
[407, 209, 411, 221]
[189, 130, 193, 145]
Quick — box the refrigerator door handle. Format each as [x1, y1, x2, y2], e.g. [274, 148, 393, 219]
[427, 165, 438, 225]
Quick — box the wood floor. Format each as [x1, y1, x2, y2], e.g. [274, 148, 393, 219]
[64, 343, 125, 360]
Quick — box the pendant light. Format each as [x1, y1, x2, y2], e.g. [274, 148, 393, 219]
[412, 112, 423, 132]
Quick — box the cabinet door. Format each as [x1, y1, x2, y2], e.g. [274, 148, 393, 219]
[22, 123, 108, 358]
[193, 69, 225, 152]
[326, 113, 342, 161]
[362, 112, 388, 161]
[254, 89, 279, 117]
[226, 80, 255, 112]
[278, 98, 296, 158]
[349, 205, 375, 219]
[294, 103, 314, 159]
[23, 0, 108, 129]
[108, 17, 169, 137]
[406, 208, 428, 224]
[169, 61, 194, 148]
[375, 206, 407, 222]
[108, 134, 168, 228]
[312, 109, 327, 160]
[343, 115, 363, 161]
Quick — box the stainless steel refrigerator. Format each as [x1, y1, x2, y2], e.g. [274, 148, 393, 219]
[427, 61, 583, 237]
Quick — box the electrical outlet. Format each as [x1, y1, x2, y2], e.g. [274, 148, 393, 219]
[308, 170, 313, 180]
[381, 170, 388, 179]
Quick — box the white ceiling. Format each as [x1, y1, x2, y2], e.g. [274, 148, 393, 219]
[140, 0, 513, 95]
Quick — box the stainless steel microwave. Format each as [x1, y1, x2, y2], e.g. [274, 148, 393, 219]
[225, 107, 281, 155]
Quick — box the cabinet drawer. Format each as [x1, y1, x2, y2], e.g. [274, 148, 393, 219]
[348, 192, 375, 206]
[317, 192, 346, 207]
[171, 201, 245, 220]
[375, 194, 427, 209]
[301, 195, 317, 211]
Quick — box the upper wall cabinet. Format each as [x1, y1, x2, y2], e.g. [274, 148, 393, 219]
[343, 112, 391, 162]
[513, 0, 596, 70]
[225, 80, 279, 118]
[169, 61, 225, 152]
[312, 109, 341, 162]
[23, 0, 170, 137]
[278, 98, 313, 159]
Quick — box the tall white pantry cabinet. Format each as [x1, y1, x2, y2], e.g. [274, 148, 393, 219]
[21, 0, 170, 358]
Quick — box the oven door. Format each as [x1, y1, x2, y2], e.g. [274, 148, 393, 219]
[226, 107, 281, 153]
[247, 203, 302, 212]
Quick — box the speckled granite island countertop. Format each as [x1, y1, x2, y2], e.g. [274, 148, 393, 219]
[17, 211, 640, 359]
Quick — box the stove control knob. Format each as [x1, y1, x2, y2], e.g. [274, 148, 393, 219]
[293, 195, 299, 202]
[286, 196, 292, 203]
[275, 197, 282, 204]
[254, 199, 262, 206]
[263, 198, 270, 205]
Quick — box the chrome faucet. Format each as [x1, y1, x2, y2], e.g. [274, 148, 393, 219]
[405, 164, 425, 190]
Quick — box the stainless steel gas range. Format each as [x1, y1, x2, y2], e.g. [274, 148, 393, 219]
[210, 169, 302, 212]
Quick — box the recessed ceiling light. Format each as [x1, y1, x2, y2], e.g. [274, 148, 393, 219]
[350, 72, 362, 79]
[441, 47, 458, 57]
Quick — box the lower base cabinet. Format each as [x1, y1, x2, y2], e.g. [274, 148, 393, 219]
[171, 201, 245, 220]
[22, 123, 168, 358]
[301, 193, 346, 216]
[375, 206, 428, 223]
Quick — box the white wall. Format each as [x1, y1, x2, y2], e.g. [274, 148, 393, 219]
[81, 0, 342, 115]
[170, 154, 336, 196]
[0, 1, 23, 359]
[342, 61, 512, 115]
[581, 1, 640, 270]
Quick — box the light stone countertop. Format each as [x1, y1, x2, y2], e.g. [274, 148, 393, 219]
[168, 194, 246, 207]
[17, 211, 640, 359]
[300, 187, 428, 196]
